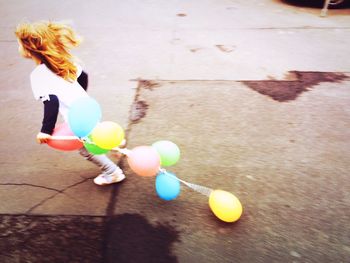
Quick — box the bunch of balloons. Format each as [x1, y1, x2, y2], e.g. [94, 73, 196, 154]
[47, 97, 125, 154]
[120, 140, 243, 223]
[46, 97, 242, 223]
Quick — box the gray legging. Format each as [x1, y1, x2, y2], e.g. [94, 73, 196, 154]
[79, 147, 118, 175]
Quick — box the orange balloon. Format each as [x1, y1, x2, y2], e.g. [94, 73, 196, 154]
[127, 146, 160, 176]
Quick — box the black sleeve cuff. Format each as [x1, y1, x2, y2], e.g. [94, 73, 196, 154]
[41, 95, 59, 135]
[77, 71, 88, 91]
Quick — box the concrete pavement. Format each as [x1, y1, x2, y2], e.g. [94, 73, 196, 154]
[0, 0, 349, 262]
[117, 76, 350, 262]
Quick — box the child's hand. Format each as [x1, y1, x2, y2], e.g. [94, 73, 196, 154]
[36, 132, 51, 144]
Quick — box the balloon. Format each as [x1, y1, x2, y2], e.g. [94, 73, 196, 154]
[155, 172, 181, 201]
[152, 140, 180, 167]
[209, 190, 243, 223]
[90, 121, 124, 150]
[47, 123, 83, 151]
[127, 146, 160, 176]
[68, 97, 101, 137]
[83, 135, 109, 155]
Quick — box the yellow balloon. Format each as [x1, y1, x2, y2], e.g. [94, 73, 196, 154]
[91, 121, 124, 150]
[209, 190, 243, 223]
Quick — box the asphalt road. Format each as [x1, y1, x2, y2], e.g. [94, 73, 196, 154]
[0, 1, 350, 262]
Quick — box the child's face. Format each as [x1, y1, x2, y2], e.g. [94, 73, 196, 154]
[17, 40, 31, 58]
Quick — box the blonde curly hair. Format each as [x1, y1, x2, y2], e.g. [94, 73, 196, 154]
[15, 21, 82, 82]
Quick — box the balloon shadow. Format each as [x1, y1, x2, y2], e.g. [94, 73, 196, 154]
[103, 213, 180, 263]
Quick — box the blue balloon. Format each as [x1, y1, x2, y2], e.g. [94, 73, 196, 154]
[155, 172, 181, 201]
[68, 97, 102, 137]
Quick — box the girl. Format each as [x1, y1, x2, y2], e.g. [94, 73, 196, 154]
[15, 21, 125, 185]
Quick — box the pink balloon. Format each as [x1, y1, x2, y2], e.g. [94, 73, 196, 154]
[47, 123, 84, 151]
[127, 146, 161, 176]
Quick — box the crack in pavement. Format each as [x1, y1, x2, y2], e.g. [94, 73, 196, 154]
[25, 192, 62, 214]
[25, 177, 92, 214]
[0, 183, 61, 193]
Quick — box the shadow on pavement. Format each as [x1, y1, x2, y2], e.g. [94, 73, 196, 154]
[0, 215, 105, 262]
[104, 213, 179, 263]
[0, 214, 180, 263]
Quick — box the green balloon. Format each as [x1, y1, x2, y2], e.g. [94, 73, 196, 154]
[84, 136, 109, 155]
[152, 140, 180, 167]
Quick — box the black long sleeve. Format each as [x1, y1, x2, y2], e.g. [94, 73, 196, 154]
[40, 95, 59, 135]
[77, 71, 88, 91]
[39, 71, 88, 135]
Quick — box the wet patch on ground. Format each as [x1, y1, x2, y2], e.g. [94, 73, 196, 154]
[104, 213, 179, 263]
[138, 79, 160, 91]
[129, 80, 161, 123]
[242, 71, 348, 102]
[129, 100, 149, 123]
[215, 45, 235, 53]
[188, 46, 203, 53]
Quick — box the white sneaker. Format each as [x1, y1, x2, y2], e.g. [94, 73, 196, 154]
[93, 168, 126, 185]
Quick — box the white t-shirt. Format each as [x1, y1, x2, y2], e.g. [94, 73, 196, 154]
[30, 64, 89, 121]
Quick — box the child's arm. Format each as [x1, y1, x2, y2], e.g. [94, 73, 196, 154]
[37, 95, 59, 144]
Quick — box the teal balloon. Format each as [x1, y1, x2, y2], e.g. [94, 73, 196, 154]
[68, 97, 101, 137]
[152, 140, 180, 167]
[84, 136, 109, 155]
[155, 172, 181, 201]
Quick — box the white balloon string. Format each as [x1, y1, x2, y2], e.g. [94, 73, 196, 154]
[50, 136, 132, 155]
[179, 180, 213, 197]
[50, 136, 80, 141]
[82, 137, 91, 143]
[51, 141, 212, 197]
[161, 170, 213, 197]
[159, 168, 167, 173]
[112, 147, 132, 156]
[49, 135, 89, 143]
